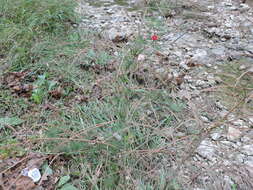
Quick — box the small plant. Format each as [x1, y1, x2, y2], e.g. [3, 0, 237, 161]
[31, 73, 57, 104]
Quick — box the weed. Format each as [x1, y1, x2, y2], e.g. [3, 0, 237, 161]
[31, 73, 57, 104]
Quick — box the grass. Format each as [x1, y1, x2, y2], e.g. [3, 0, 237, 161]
[1, 0, 252, 189]
[0, 0, 187, 189]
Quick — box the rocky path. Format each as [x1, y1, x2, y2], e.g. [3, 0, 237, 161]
[77, 0, 253, 189]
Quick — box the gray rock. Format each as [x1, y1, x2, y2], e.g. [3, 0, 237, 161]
[241, 136, 251, 143]
[227, 126, 242, 141]
[196, 140, 217, 161]
[249, 117, 253, 124]
[235, 154, 245, 163]
[211, 132, 221, 141]
[245, 156, 253, 167]
[241, 144, 253, 156]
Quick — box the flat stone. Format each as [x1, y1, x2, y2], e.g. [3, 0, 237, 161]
[227, 126, 242, 141]
[211, 132, 221, 141]
[196, 140, 217, 161]
[241, 144, 253, 156]
[235, 154, 245, 163]
[249, 117, 253, 124]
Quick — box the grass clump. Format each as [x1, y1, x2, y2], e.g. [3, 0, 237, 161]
[0, 1, 189, 189]
[0, 0, 78, 69]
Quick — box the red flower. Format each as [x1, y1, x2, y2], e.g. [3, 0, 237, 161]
[151, 35, 158, 41]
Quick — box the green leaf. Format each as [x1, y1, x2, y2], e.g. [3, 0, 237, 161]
[0, 117, 24, 126]
[59, 183, 78, 190]
[42, 163, 53, 176]
[58, 175, 71, 187]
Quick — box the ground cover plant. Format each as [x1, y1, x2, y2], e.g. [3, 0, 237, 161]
[1, 0, 252, 189]
[0, 0, 189, 189]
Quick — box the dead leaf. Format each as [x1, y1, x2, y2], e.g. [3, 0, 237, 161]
[2, 71, 33, 97]
[186, 60, 201, 67]
[175, 73, 185, 85]
[15, 176, 36, 190]
[49, 88, 62, 99]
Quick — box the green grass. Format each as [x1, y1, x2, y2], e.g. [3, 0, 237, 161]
[0, 0, 193, 189]
[0, 0, 78, 69]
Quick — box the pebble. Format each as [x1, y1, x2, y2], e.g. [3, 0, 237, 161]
[211, 132, 221, 141]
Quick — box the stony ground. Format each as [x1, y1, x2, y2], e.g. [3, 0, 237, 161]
[1, 0, 252, 189]
[77, 0, 253, 189]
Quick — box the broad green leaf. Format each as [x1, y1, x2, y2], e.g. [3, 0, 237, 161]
[42, 163, 53, 176]
[59, 183, 78, 190]
[58, 175, 71, 187]
[0, 117, 24, 126]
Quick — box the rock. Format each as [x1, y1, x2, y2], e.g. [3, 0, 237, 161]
[241, 136, 251, 143]
[247, 67, 253, 74]
[191, 49, 208, 65]
[241, 144, 253, 156]
[211, 132, 221, 141]
[103, 28, 129, 42]
[245, 156, 253, 167]
[232, 119, 244, 126]
[196, 140, 217, 161]
[195, 80, 209, 88]
[235, 154, 245, 163]
[215, 101, 227, 110]
[239, 65, 247, 70]
[137, 54, 146, 62]
[244, 156, 253, 175]
[113, 132, 122, 141]
[227, 126, 242, 141]
[249, 117, 253, 124]
[200, 116, 209, 122]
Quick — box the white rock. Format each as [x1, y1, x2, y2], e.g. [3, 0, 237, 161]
[241, 136, 251, 143]
[249, 117, 253, 124]
[233, 119, 244, 126]
[137, 54, 146, 62]
[239, 65, 246, 70]
[113, 133, 122, 141]
[227, 126, 242, 141]
[235, 154, 245, 163]
[245, 157, 253, 167]
[242, 144, 253, 156]
[211, 132, 221, 141]
[200, 116, 210, 122]
[196, 140, 217, 161]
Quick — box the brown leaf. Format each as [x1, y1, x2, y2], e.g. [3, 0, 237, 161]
[186, 60, 201, 67]
[175, 73, 185, 85]
[49, 88, 62, 99]
[15, 176, 36, 190]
